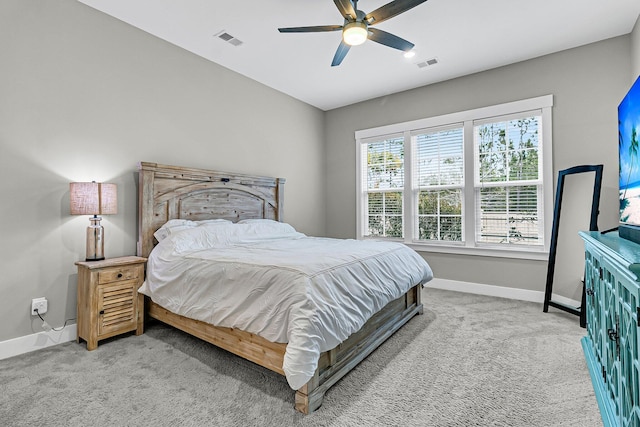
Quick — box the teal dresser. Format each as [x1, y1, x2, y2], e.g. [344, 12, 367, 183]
[580, 231, 640, 427]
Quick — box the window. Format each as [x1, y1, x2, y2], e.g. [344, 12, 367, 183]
[414, 126, 464, 242]
[355, 96, 553, 259]
[364, 136, 404, 238]
[474, 114, 542, 246]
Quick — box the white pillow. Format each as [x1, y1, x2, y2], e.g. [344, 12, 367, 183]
[237, 219, 298, 234]
[153, 218, 232, 242]
[237, 218, 276, 224]
[170, 224, 237, 253]
[168, 220, 304, 253]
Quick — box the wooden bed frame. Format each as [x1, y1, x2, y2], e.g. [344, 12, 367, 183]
[136, 161, 424, 414]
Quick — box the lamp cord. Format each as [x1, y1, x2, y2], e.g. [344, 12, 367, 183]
[34, 309, 75, 332]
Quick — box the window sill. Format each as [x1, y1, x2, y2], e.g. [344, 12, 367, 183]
[360, 236, 549, 260]
[406, 242, 549, 261]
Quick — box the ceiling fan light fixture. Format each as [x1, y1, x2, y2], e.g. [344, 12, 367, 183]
[343, 22, 368, 46]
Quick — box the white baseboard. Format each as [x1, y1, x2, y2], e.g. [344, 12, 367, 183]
[0, 279, 580, 360]
[0, 323, 77, 361]
[426, 277, 581, 308]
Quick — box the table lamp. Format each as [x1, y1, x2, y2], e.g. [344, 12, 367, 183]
[70, 181, 117, 261]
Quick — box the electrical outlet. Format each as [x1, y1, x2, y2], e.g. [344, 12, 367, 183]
[31, 297, 48, 315]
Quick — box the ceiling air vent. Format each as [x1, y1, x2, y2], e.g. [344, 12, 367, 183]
[216, 31, 243, 47]
[416, 58, 439, 69]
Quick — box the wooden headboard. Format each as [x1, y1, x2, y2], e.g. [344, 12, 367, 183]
[136, 162, 285, 258]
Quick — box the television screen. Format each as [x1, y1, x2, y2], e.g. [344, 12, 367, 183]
[619, 75, 640, 243]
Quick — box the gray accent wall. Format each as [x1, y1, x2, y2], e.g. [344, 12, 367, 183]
[0, 0, 325, 342]
[1, 0, 638, 345]
[325, 36, 632, 300]
[633, 15, 640, 78]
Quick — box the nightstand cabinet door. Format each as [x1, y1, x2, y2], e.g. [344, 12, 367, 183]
[76, 256, 147, 351]
[97, 281, 137, 336]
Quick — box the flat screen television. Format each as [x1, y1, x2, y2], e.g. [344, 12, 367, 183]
[619, 75, 640, 245]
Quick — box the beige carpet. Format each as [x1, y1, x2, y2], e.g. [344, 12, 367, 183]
[0, 288, 601, 426]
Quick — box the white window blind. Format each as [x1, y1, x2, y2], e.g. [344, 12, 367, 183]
[362, 135, 404, 238]
[413, 125, 464, 242]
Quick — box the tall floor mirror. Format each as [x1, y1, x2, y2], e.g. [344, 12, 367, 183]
[543, 164, 603, 327]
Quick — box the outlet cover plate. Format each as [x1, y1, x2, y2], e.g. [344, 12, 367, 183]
[31, 297, 47, 315]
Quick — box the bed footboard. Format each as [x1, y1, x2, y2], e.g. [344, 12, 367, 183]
[295, 284, 423, 413]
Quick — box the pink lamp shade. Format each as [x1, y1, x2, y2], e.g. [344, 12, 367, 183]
[70, 182, 117, 261]
[70, 182, 117, 216]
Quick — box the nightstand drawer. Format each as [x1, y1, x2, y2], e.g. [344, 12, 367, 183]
[98, 266, 140, 284]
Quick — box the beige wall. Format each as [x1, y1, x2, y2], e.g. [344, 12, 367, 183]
[0, 0, 325, 342]
[325, 36, 632, 300]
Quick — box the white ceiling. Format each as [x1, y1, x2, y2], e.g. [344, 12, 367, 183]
[78, 0, 640, 111]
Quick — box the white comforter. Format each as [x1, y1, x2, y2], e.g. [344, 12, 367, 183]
[139, 220, 433, 390]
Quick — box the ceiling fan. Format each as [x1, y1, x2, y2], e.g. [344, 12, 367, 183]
[278, 0, 428, 67]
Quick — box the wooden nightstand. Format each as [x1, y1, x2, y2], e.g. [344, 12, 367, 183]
[75, 256, 147, 350]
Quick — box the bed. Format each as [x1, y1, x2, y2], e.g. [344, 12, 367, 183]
[136, 161, 432, 413]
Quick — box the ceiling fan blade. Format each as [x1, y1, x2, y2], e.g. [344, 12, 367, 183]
[365, 0, 428, 25]
[368, 28, 414, 51]
[278, 25, 343, 33]
[331, 41, 351, 67]
[333, 0, 358, 21]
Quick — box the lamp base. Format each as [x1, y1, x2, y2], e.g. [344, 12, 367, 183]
[86, 216, 105, 261]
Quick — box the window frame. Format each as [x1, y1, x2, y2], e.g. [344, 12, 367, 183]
[355, 95, 553, 260]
